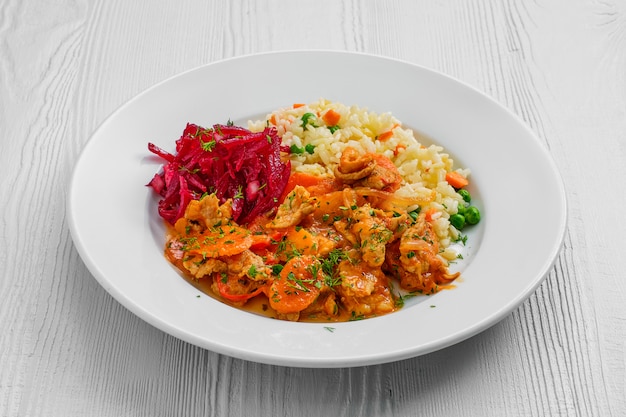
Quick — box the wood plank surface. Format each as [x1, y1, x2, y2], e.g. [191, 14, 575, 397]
[1, 0, 624, 416]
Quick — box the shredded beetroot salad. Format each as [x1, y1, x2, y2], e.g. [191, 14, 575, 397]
[147, 123, 291, 225]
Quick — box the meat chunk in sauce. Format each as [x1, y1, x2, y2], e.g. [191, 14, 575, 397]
[334, 147, 402, 192]
[336, 259, 396, 317]
[268, 185, 315, 228]
[179, 193, 233, 229]
[223, 250, 271, 281]
[346, 205, 394, 267]
[384, 212, 459, 293]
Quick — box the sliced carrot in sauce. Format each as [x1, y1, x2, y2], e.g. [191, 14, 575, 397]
[185, 225, 252, 258]
[269, 255, 322, 314]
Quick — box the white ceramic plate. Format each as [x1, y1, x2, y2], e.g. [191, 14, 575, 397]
[68, 51, 566, 368]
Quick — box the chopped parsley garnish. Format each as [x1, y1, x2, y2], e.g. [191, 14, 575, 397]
[233, 185, 244, 199]
[349, 311, 365, 321]
[200, 139, 216, 152]
[455, 234, 468, 245]
[319, 249, 347, 288]
[395, 290, 424, 307]
[286, 271, 312, 293]
[248, 265, 258, 278]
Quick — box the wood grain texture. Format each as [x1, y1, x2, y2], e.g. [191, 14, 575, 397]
[1, 0, 624, 416]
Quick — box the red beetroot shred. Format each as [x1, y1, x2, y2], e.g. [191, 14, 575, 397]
[147, 123, 291, 225]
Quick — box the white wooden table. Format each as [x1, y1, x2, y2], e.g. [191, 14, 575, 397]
[1, 1, 624, 415]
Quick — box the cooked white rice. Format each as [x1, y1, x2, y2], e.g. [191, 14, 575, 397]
[248, 98, 469, 260]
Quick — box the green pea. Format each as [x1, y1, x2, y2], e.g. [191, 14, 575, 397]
[458, 189, 471, 203]
[457, 203, 467, 216]
[450, 214, 466, 230]
[465, 206, 481, 225]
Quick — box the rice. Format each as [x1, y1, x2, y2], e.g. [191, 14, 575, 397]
[248, 98, 469, 260]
